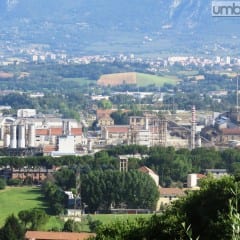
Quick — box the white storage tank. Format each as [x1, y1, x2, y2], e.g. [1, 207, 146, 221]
[187, 173, 197, 188]
[17, 124, 26, 148]
[4, 134, 10, 148]
[10, 125, 17, 148]
[28, 124, 35, 147]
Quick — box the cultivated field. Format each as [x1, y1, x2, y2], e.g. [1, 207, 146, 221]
[97, 72, 179, 87]
[0, 71, 13, 78]
[98, 72, 137, 86]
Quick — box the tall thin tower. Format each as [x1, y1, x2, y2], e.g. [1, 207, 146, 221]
[191, 105, 196, 150]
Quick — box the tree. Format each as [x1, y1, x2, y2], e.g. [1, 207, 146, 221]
[18, 209, 49, 230]
[0, 215, 24, 240]
[94, 176, 240, 240]
[81, 170, 159, 212]
[63, 219, 76, 232]
[54, 167, 76, 190]
[41, 180, 67, 214]
[98, 99, 112, 109]
[0, 178, 6, 190]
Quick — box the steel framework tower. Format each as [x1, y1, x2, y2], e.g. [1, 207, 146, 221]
[191, 106, 196, 150]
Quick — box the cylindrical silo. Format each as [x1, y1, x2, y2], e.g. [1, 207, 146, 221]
[17, 124, 26, 148]
[4, 134, 10, 148]
[88, 139, 93, 152]
[28, 124, 35, 147]
[10, 125, 17, 148]
[0, 125, 4, 140]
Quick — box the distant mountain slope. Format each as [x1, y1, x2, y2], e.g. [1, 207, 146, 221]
[0, 0, 239, 55]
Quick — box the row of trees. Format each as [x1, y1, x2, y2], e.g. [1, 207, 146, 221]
[44, 167, 159, 213]
[94, 176, 240, 240]
[2, 146, 240, 186]
[81, 170, 159, 212]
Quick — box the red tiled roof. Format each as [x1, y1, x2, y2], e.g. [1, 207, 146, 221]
[197, 173, 206, 179]
[71, 128, 83, 136]
[36, 128, 82, 136]
[25, 231, 96, 240]
[50, 127, 62, 136]
[159, 187, 185, 197]
[96, 109, 115, 119]
[138, 166, 157, 176]
[106, 126, 129, 133]
[221, 128, 240, 135]
[36, 129, 49, 135]
[43, 145, 57, 153]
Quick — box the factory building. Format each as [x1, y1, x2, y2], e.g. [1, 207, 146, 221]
[0, 116, 83, 155]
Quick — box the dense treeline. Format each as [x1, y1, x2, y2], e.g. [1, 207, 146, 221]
[81, 170, 159, 212]
[94, 176, 239, 240]
[43, 167, 159, 213]
[2, 146, 240, 187]
[0, 62, 150, 93]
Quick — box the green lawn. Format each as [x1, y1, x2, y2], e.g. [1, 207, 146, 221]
[90, 213, 152, 225]
[136, 73, 179, 87]
[0, 186, 63, 229]
[0, 187, 46, 226]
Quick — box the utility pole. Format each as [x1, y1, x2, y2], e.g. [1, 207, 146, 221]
[74, 166, 81, 217]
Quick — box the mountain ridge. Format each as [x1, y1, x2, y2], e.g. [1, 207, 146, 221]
[0, 0, 239, 56]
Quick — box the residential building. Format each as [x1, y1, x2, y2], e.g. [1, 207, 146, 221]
[157, 187, 185, 210]
[138, 166, 159, 186]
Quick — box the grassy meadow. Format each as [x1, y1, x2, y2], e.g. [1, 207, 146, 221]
[0, 187, 46, 226]
[0, 186, 63, 229]
[90, 213, 152, 224]
[0, 186, 152, 231]
[136, 73, 180, 87]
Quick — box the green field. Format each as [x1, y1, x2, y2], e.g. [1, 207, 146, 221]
[0, 187, 152, 231]
[90, 213, 152, 224]
[136, 73, 180, 87]
[0, 187, 46, 226]
[0, 186, 63, 229]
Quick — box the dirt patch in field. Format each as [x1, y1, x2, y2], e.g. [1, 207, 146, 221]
[98, 72, 137, 86]
[0, 72, 14, 78]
